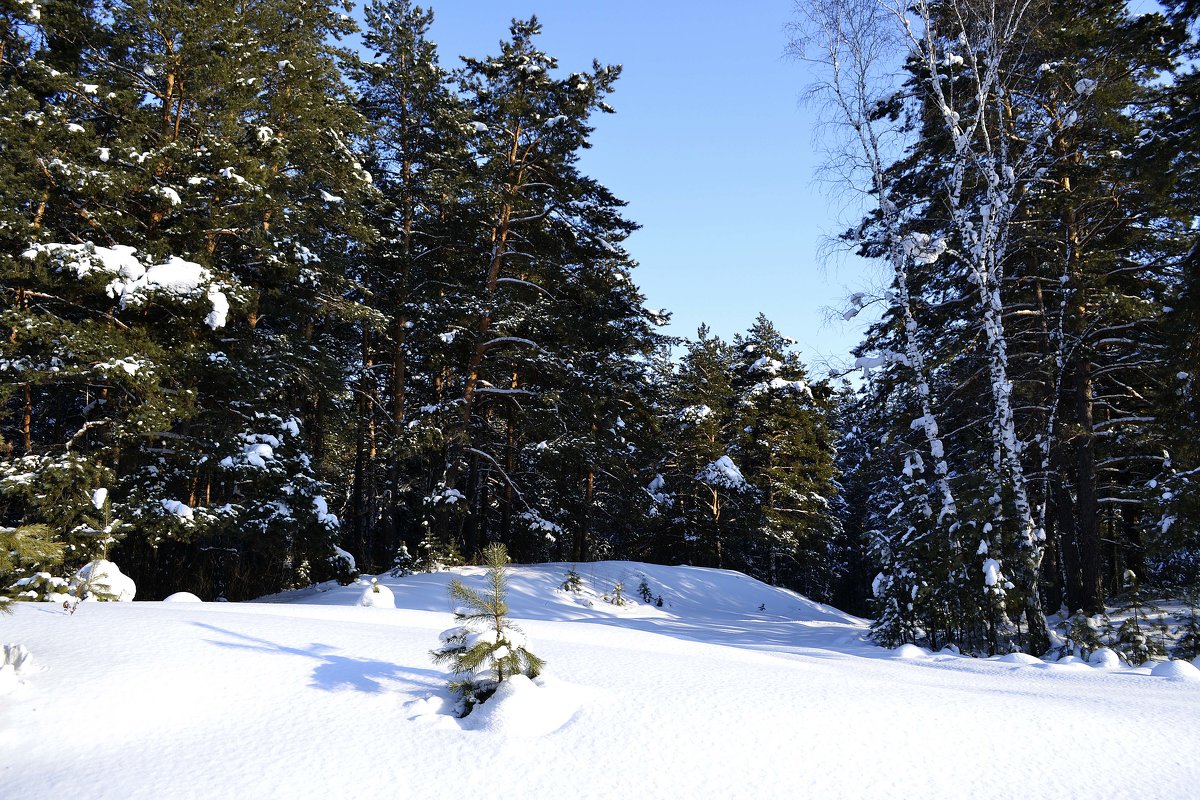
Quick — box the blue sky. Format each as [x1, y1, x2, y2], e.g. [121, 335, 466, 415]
[417, 1, 878, 370]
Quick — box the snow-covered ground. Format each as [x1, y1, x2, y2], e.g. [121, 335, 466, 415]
[3, 561, 1199, 799]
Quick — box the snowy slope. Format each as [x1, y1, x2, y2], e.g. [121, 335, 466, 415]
[2, 562, 1199, 799]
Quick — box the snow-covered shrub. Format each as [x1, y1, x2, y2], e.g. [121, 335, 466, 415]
[8, 571, 70, 603]
[69, 559, 136, 603]
[357, 578, 395, 608]
[1089, 647, 1123, 669]
[1150, 659, 1200, 681]
[416, 536, 464, 572]
[2, 643, 34, 673]
[432, 544, 544, 715]
[329, 545, 359, 586]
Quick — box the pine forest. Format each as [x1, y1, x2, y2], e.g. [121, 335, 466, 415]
[2, 0, 1199, 665]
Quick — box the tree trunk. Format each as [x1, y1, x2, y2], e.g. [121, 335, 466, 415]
[1073, 356, 1103, 613]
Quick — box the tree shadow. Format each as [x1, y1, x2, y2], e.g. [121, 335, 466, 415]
[193, 622, 443, 694]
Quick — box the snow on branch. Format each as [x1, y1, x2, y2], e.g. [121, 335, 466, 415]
[481, 336, 541, 352]
[696, 455, 753, 493]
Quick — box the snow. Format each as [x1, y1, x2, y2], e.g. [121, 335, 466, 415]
[696, 455, 750, 492]
[313, 496, 338, 528]
[160, 499, 194, 521]
[91, 487, 108, 509]
[901, 232, 947, 265]
[3, 561, 1199, 798]
[154, 186, 181, 206]
[747, 377, 812, 399]
[892, 643, 928, 659]
[1089, 647, 1123, 669]
[23, 243, 228, 330]
[982, 557, 1001, 587]
[996, 652, 1042, 665]
[163, 592, 203, 603]
[205, 285, 229, 329]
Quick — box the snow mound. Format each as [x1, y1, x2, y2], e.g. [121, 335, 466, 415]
[0, 644, 36, 696]
[892, 643, 928, 659]
[1089, 648, 1123, 669]
[70, 559, 136, 601]
[997, 652, 1043, 665]
[403, 693, 460, 730]
[163, 592, 202, 602]
[1150, 660, 1200, 681]
[1046, 657, 1092, 672]
[357, 580, 395, 609]
[461, 674, 580, 737]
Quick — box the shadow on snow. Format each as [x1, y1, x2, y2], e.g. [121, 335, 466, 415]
[193, 621, 442, 694]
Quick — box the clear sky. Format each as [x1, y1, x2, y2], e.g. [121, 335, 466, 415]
[415, 1, 879, 371]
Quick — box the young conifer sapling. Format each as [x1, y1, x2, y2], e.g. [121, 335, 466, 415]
[432, 544, 544, 714]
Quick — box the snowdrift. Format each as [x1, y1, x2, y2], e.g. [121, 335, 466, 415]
[2, 562, 1198, 799]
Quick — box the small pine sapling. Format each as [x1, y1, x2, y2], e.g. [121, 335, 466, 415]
[1057, 610, 1105, 660]
[390, 544, 416, 577]
[637, 577, 653, 603]
[1173, 589, 1200, 662]
[1115, 570, 1167, 665]
[560, 567, 583, 593]
[635, 577, 664, 606]
[604, 580, 627, 606]
[431, 544, 544, 715]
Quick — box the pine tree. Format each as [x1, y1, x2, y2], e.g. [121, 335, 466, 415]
[1, 523, 64, 609]
[346, 0, 474, 572]
[730, 315, 841, 596]
[797, 0, 1195, 652]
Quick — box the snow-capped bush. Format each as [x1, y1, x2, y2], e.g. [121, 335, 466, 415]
[357, 578, 395, 608]
[8, 571, 70, 603]
[69, 559, 136, 602]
